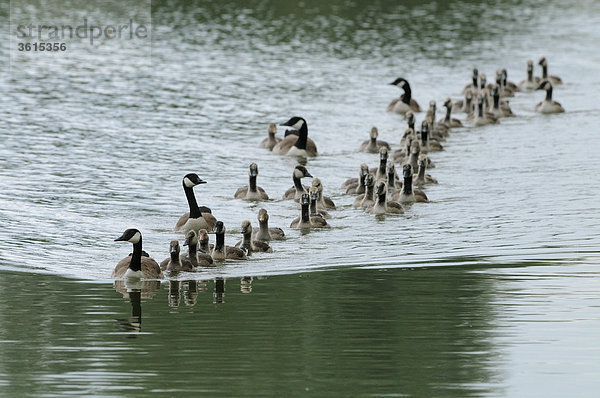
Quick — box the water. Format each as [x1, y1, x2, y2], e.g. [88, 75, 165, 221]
[1, 0, 600, 396]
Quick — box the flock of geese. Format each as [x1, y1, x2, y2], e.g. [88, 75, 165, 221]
[113, 57, 564, 280]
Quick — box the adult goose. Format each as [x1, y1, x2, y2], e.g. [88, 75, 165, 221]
[272, 116, 318, 157]
[234, 163, 269, 200]
[535, 80, 565, 114]
[387, 78, 422, 114]
[282, 165, 313, 201]
[113, 229, 162, 279]
[174, 173, 216, 234]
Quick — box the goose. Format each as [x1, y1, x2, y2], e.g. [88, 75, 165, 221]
[538, 57, 562, 85]
[174, 173, 217, 234]
[535, 80, 565, 114]
[403, 139, 421, 172]
[502, 69, 519, 92]
[370, 147, 389, 181]
[259, 123, 281, 151]
[353, 173, 375, 209]
[160, 240, 194, 273]
[211, 221, 248, 261]
[252, 208, 286, 241]
[359, 126, 390, 153]
[413, 155, 438, 185]
[307, 185, 331, 219]
[393, 129, 414, 163]
[366, 180, 404, 215]
[469, 95, 500, 126]
[387, 78, 422, 114]
[391, 164, 429, 204]
[462, 68, 479, 94]
[273, 116, 318, 157]
[406, 111, 416, 130]
[113, 229, 162, 279]
[426, 101, 449, 138]
[290, 194, 312, 229]
[518, 60, 541, 91]
[400, 123, 415, 146]
[282, 165, 313, 201]
[311, 177, 336, 210]
[489, 85, 515, 117]
[236, 220, 273, 254]
[439, 98, 463, 128]
[308, 189, 331, 228]
[420, 120, 444, 152]
[342, 163, 369, 195]
[386, 161, 402, 191]
[234, 162, 269, 200]
[198, 229, 212, 254]
[495, 69, 515, 97]
[182, 229, 213, 267]
[453, 90, 474, 114]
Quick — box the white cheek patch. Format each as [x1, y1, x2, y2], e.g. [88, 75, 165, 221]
[183, 177, 195, 188]
[291, 119, 304, 130]
[294, 169, 304, 178]
[129, 231, 141, 244]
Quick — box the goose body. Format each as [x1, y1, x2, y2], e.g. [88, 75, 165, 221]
[259, 123, 282, 150]
[160, 240, 194, 273]
[252, 209, 286, 241]
[390, 165, 429, 204]
[211, 221, 248, 261]
[234, 163, 269, 200]
[387, 78, 422, 114]
[174, 173, 217, 234]
[113, 229, 162, 279]
[359, 127, 390, 153]
[439, 98, 463, 128]
[273, 116, 318, 157]
[535, 80, 564, 114]
[470, 95, 500, 126]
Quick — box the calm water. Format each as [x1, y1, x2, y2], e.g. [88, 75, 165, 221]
[1, 0, 600, 396]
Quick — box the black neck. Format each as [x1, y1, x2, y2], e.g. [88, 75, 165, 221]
[493, 93, 500, 108]
[377, 192, 386, 205]
[310, 198, 318, 215]
[183, 184, 201, 218]
[215, 232, 225, 251]
[249, 175, 257, 192]
[444, 106, 451, 122]
[402, 85, 412, 103]
[408, 120, 414, 130]
[294, 123, 308, 150]
[243, 231, 252, 246]
[418, 164, 425, 180]
[387, 172, 394, 187]
[402, 176, 413, 194]
[130, 240, 142, 272]
[293, 175, 304, 191]
[546, 87, 552, 101]
[188, 242, 197, 257]
[170, 250, 179, 262]
[365, 185, 374, 200]
[421, 129, 428, 145]
[527, 69, 533, 82]
[472, 76, 477, 87]
[379, 158, 386, 175]
[478, 102, 484, 117]
[542, 64, 548, 78]
[301, 203, 309, 222]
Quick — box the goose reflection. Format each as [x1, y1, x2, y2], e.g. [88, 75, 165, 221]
[214, 278, 225, 304]
[113, 279, 160, 335]
[240, 276, 253, 293]
[168, 280, 181, 307]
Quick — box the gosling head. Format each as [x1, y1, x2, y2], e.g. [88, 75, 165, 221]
[169, 240, 180, 254]
[379, 146, 388, 161]
[183, 173, 207, 188]
[268, 123, 277, 134]
[403, 164, 413, 179]
[257, 208, 269, 223]
[281, 116, 306, 131]
[198, 229, 209, 245]
[370, 126, 378, 140]
[429, 100, 436, 112]
[360, 163, 369, 177]
[375, 180, 387, 196]
[364, 173, 375, 187]
[241, 220, 252, 234]
[213, 221, 225, 234]
[115, 228, 141, 244]
[184, 230, 198, 246]
[311, 177, 323, 192]
[443, 97, 452, 109]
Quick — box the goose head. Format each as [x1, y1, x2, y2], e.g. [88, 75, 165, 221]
[281, 116, 306, 131]
[184, 230, 198, 247]
[241, 220, 252, 235]
[495, 69, 503, 85]
[115, 228, 141, 244]
[443, 97, 452, 109]
[501, 69, 509, 83]
[248, 162, 259, 177]
[536, 80, 552, 91]
[375, 180, 387, 196]
[214, 221, 225, 234]
[402, 164, 413, 179]
[538, 56, 548, 67]
[311, 177, 323, 194]
[257, 208, 269, 223]
[183, 173, 207, 188]
[360, 163, 369, 177]
[293, 165, 312, 179]
[364, 173, 375, 188]
[169, 240, 180, 255]
[491, 84, 499, 98]
[379, 146, 388, 161]
[370, 126, 378, 140]
[390, 77, 409, 89]
[472, 68, 479, 82]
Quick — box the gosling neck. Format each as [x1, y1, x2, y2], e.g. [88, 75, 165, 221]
[301, 202, 310, 223]
[365, 184, 374, 200]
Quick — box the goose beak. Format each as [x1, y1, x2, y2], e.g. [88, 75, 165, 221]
[305, 171, 313, 178]
[114, 234, 126, 242]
